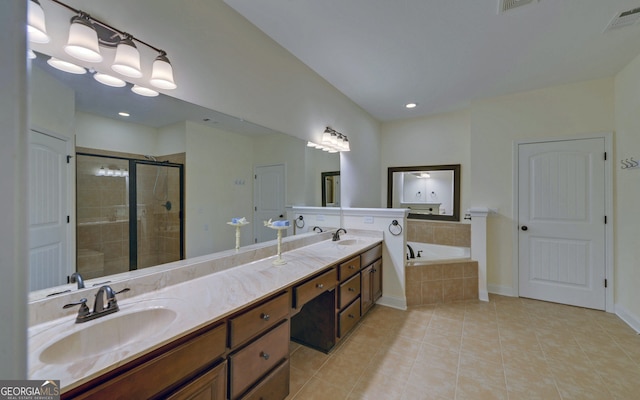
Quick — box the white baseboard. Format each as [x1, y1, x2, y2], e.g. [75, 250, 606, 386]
[487, 284, 516, 297]
[479, 290, 489, 302]
[376, 295, 407, 310]
[615, 303, 640, 334]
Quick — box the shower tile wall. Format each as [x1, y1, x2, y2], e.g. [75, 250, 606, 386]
[76, 156, 130, 278]
[407, 220, 471, 247]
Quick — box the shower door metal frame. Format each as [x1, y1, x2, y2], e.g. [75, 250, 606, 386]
[76, 152, 185, 271]
[129, 159, 184, 270]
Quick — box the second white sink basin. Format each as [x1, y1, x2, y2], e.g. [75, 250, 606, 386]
[39, 307, 177, 365]
[336, 239, 361, 246]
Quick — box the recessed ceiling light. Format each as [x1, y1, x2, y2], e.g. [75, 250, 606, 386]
[118, 112, 130, 117]
[405, 103, 418, 109]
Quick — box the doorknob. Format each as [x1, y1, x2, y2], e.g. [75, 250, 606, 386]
[279, 214, 284, 218]
[521, 226, 528, 231]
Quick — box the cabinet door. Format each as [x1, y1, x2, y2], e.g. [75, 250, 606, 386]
[360, 265, 373, 315]
[372, 259, 382, 302]
[166, 361, 227, 400]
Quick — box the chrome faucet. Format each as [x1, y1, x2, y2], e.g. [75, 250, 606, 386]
[70, 272, 85, 289]
[332, 228, 347, 241]
[63, 285, 130, 323]
[407, 244, 416, 259]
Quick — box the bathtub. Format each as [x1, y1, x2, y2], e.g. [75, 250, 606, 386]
[406, 241, 471, 265]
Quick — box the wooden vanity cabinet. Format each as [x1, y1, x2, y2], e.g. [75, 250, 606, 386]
[166, 360, 227, 400]
[64, 322, 227, 400]
[227, 292, 291, 400]
[361, 246, 383, 315]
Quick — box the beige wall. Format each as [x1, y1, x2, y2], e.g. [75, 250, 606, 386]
[380, 109, 471, 212]
[470, 77, 615, 293]
[614, 52, 640, 323]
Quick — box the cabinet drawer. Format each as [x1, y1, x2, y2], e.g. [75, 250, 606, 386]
[338, 298, 361, 338]
[229, 321, 290, 399]
[229, 292, 289, 348]
[338, 255, 361, 281]
[241, 359, 290, 400]
[293, 268, 337, 309]
[339, 273, 361, 309]
[166, 360, 227, 400]
[72, 322, 227, 400]
[361, 244, 382, 267]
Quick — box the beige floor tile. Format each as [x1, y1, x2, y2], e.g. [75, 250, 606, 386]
[290, 345, 330, 374]
[458, 352, 506, 388]
[423, 327, 462, 352]
[292, 376, 351, 400]
[461, 335, 503, 364]
[287, 299, 639, 400]
[504, 368, 560, 398]
[455, 375, 508, 400]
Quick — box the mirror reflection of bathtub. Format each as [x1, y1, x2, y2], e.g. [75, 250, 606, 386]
[406, 241, 470, 265]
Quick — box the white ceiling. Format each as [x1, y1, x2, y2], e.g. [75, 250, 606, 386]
[225, 0, 640, 121]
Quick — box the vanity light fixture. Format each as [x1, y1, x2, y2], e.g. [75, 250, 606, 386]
[28, 0, 50, 44]
[112, 34, 143, 78]
[131, 85, 159, 97]
[65, 12, 103, 63]
[97, 166, 106, 176]
[93, 72, 126, 87]
[150, 52, 177, 90]
[33, 0, 177, 90]
[308, 127, 350, 153]
[47, 57, 86, 74]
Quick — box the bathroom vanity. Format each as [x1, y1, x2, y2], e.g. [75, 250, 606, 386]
[29, 232, 383, 400]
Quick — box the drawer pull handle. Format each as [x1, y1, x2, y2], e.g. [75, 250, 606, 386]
[261, 313, 270, 321]
[348, 287, 355, 292]
[316, 283, 324, 289]
[349, 265, 355, 269]
[260, 352, 270, 360]
[372, 269, 377, 273]
[348, 314, 355, 319]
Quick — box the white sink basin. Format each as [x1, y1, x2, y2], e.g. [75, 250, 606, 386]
[39, 307, 177, 365]
[336, 239, 361, 246]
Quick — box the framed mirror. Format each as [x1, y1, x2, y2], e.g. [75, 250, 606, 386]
[387, 164, 460, 221]
[321, 171, 340, 207]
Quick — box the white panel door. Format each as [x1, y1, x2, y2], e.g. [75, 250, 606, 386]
[518, 138, 606, 310]
[29, 130, 69, 291]
[253, 164, 286, 243]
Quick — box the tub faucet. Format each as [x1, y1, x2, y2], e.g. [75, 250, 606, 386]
[407, 244, 416, 259]
[333, 228, 347, 241]
[70, 272, 85, 289]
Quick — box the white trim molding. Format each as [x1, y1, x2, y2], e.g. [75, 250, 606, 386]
[615, 303, 640, 334]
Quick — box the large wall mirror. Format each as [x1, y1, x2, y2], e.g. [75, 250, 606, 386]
[321, 171, 340, 207]
[28, 47, 339, 296]
[387, 165, 461, 221]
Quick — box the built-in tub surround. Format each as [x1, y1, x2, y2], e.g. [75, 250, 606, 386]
[406, 260, 479, 305]
[28, 231, 382, 392]
[406, 242, 470, 264]
[407, 219, 470, 247]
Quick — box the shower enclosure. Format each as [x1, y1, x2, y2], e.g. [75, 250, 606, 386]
[76, 153, 184, 279]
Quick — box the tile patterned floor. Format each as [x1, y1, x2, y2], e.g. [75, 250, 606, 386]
[286, 295, 640, 400]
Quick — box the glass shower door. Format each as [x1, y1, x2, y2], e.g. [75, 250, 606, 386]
[134, 161, 184, 269]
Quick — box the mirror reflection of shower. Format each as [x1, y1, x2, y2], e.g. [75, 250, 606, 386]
[76, 152, 184, 279]
[144, 155, 172, 211]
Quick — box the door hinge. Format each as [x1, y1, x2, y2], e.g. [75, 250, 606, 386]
[66, 155, 73, 164]
[255, 206, 257, 211]
[604, 279, 608, 288]
[604, 215, 607, 224]
[604, 152, 607, 161]
[67, 215, 70, 223]
[255, 175, 257, 179]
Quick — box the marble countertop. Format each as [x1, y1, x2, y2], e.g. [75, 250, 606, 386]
[28, 234, 382, 392]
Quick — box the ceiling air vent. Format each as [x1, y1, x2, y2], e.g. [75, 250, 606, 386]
[604, 7, 640, 32]
[499, 0, 536, 14]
